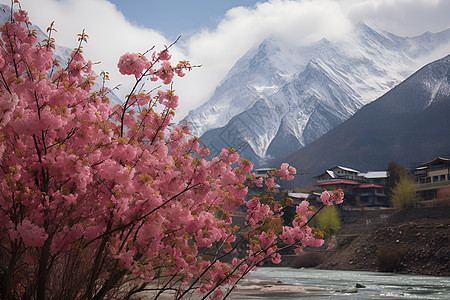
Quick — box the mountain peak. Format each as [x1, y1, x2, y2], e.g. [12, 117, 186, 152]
[281, 54, 450, 187]
[355, 21, 378, 33]
[256, 36, 281, 55]
[354, 21, 397, 43]
[184, 24, 450, 166]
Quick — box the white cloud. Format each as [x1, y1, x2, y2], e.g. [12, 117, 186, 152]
[177, 0, 354, 118]
[1, 0, 449, 121]
[0, 0, 173, 111]
[341, 0, 450, 36]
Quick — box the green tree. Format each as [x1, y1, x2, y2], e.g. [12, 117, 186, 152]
[386, 161, 408, 196]
[317, 205, 341, 237]
[391, 174, 421, 208]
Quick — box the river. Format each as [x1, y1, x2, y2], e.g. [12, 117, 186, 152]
[228, 267, 450, 299]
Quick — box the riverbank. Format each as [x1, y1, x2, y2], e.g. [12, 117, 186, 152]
[230, 268, 450, 299]
[294, 207, 450, 276]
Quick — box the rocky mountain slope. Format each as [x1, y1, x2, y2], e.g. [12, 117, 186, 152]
[279, 54, 450, 187]
[184, 23, 450, 166]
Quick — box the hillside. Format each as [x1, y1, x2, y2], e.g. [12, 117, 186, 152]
[315, 207, 450, 277]
[276, 54, 450, 187]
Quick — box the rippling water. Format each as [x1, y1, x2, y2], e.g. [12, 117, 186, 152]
[228, 267, 450, 299]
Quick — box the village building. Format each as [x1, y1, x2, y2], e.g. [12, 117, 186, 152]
[314, 166, 389, 207]
[413, 157, 450, 206]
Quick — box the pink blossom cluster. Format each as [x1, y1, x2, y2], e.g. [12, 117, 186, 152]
[219, 147, 240, 165]
[320, 189, 345, 206]
[245, 197, 273, 226]
[117, 52, 151, 78]
[277, 200, 324, 253]
[157, 89, 179, 109]
[238, 158, 253, 172]
[117, 48, 184, 84]
[275, 163, 297, 180]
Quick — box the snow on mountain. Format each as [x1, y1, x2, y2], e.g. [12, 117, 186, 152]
[184, 22, 450, 166]
[281, 54, 450, 187]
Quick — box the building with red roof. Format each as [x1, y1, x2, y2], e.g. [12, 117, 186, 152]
[314, 166, 389, 207]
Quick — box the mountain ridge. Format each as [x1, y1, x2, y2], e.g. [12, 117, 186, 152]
[276, 54, 450, 187]
[184, 23, 450, 166]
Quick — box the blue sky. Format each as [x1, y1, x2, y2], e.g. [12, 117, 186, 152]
[108, 1, 269, 40]
[1, 0, 449, 119]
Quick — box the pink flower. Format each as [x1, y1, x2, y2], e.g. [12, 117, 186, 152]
[296, 200, 311, 216]
[117, 52, 150, 78]
[270, 253, 282, 264]
[219, 148, 239, 164]
[320, 190, 332, 205]
[320, 190, 344, 205]
[265, 177, 275, 188]
[16, 219, 48, 248]
[238, 159, 253, 172]
[326, 241, 336, 250]
[156, 61, 174, 84]
[157, 49, 172, 61]
[275, 163, 296, 180]
[157, 89, 179, 109]
[213, 288, 223, 300]
[14, 10, 29, 23]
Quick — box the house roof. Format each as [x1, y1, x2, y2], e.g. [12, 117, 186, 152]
[359, 183, 385, 188]
[419, 157, 450, 167]
[288, 193, 310, 199]
[315, 179, 360, 186]
[327, 170, 336, 178]
[332, 166, 360, 173]
[254, 168, 274, 172]
[313, 170, 336, 179]
[253, 168, 274, 178]
[315, 166, 361, 178]
[364, 171, 388, 179]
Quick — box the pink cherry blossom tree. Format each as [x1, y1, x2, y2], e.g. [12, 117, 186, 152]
[0, 4, 344, 299]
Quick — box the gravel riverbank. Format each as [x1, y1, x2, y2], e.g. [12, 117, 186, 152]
[294, 207, 450, 276]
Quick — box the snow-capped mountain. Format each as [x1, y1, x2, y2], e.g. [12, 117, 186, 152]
[184, 23, 450, 166]
[280, 54, 450, 187]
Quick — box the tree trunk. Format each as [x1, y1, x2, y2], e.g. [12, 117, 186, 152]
[36, 235, 52, 300]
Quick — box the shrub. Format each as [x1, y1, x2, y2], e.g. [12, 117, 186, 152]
[317, 205, 341, 237]
[376, 246, 407, 272]
[391, 174, 421, 208]
[292, 251, 325, 268]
